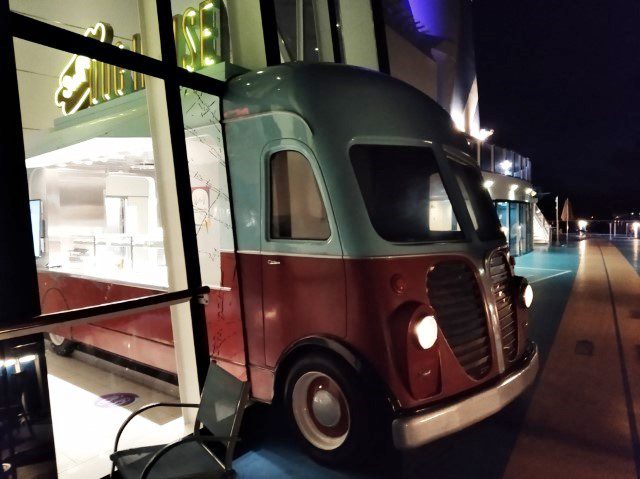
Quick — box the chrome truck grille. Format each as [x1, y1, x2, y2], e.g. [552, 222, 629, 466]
[427, 261, 492, 379]
[488, 251, 518, 361]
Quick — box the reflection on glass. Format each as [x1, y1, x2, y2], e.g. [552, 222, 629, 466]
[29, 199, 42, 257]
[509, 202, 521, 256]
[496, 201, 509, 240]
[0, 336, 57, 478]
[44, 315, 184, 479]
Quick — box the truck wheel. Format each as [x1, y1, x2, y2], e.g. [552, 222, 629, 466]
[283, 354, 385, 467]
[48, 333, 76, 356]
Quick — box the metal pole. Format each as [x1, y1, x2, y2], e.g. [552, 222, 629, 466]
[614, 220, 617, 236]
[296, 0, 304, 60]
[609, 222, 612, 237]
[555, 196, 560, 245]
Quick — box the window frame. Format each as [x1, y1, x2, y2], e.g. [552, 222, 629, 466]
[261, 140, 339, 256]
[0, 0, 232, 388]
[269, 150, 332, 242]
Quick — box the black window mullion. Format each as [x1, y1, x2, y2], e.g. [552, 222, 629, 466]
[259, 0, 281, 66]
[155, 0, 212, 390]
[8, 11, 225, 97]
[327, 0, 343, 63]
[0, 3, 41, 327]
[369, 0, 390, 74]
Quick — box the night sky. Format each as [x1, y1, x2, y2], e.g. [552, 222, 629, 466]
[472, 0, 640, 220]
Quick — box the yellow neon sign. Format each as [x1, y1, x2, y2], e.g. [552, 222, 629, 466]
[55, 1, 221, 116]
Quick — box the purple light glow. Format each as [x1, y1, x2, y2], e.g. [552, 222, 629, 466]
[407, 0, 445, 37]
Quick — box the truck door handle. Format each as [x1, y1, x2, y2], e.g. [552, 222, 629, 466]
[267, 259, 280, 265]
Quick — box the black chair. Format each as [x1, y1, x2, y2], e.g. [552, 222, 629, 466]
[110, 363, 250, 479]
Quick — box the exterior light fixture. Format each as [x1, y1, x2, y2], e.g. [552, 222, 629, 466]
[578, 220, 588, 229]
[483, 180, 494, 189]
[525, 187, 533, 195]
[451, 111, 465, 132]
[499, 160, 513, 174]
[510, 184, 519, 191]
[470, 128, 494, 142]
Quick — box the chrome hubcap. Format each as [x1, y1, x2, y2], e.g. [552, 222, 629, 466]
[312, 389, 341, 428]
[292, 371, 350, 450]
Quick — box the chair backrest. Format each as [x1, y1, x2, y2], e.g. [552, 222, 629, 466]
[197, 362, 249, 442]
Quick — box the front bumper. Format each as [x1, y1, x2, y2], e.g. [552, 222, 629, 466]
[392, 342, 539, 449]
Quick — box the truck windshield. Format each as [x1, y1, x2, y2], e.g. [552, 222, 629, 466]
[351, 144, 502, 243]
[449, 158, 504, 241]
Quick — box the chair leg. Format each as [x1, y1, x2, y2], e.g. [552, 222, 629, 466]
[221, 469, 236, 479]
[21, 413, 35, 438]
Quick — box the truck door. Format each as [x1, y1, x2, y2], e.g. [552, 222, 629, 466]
[260, 141, 346, 367]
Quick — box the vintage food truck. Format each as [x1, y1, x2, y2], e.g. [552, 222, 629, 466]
[29, 62, 539, 464]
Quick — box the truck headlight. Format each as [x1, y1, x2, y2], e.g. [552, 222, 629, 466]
[414, 315, 438, 349]
[518, 278, 533, 308]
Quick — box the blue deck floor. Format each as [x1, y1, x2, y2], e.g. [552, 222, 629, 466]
[232, 245, 582, 478]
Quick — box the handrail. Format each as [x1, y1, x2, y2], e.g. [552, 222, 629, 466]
[0, 286, 210, 341]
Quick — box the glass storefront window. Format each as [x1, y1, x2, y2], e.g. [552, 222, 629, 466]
[9, 0, 161, 60]
[13, 33, 215, 479]
[274, 0, 335, 62]
[170, 0, 270, 76]
[495, 201, 533, 256]
[509, 202, 521, 255]
[181, 87, 233, 287]
[496, 201, 509, 241]
[15, 39, 172, 313]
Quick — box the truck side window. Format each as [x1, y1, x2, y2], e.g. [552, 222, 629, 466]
[270, 150, 330, 240]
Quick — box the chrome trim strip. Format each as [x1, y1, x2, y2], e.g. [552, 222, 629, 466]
[236, 250, 343, 259]
[484, 248, 511, 373]
[235, 250, 490, 261]
[443, 145, 475, 165]
[392, 344, 539, 449]
[208, 285, 232, 292]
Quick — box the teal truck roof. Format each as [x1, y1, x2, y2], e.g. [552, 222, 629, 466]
[223, 62, 470, 152]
